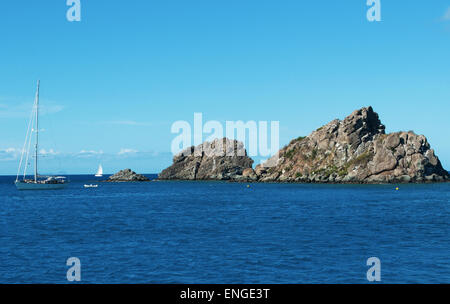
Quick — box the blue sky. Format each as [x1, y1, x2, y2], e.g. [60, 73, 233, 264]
[1, 1, 450, 174]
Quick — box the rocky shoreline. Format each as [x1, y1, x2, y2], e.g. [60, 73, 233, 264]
[158, 107, 449, 184]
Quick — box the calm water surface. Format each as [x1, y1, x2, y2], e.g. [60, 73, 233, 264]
[0, 175, 449, 283]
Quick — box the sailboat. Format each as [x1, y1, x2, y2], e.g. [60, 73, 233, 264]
[15, 81, 68, 190]
[95, 164, 103, 177]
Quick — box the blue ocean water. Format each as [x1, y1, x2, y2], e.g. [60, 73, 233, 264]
[0, 175, 449, 284]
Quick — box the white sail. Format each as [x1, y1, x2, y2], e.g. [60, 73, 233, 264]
[95, 164, 103, 177]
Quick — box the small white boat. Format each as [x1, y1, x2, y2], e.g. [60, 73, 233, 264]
[95, 164, 103, 177]
[84, 184, 98, 188]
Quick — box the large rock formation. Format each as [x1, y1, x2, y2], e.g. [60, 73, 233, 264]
[255, 107, 448, 183]
[159, 138, 254, 180]
[108, 169, 150, 182]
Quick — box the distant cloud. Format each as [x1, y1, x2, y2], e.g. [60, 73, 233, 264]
[442, 7, 450, 21]
[39, 149, 59, 156]
[0, 147, 64, 161]
[76, 150, 104, 158]
[0, 148, 174, 174]
[0, 99, 64, 118]
[118, 148, 138, 155]
[101, 120, 154, 126]
[0, 148, 162, 160]
[40, 104, 65, 115]
[2, 149, 101, 161]
[0, 148, 20, 161]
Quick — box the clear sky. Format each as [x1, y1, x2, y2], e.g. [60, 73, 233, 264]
[1, 1, 450, 175]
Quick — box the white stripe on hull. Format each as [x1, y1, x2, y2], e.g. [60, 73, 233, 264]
[15, 181, 68, 191]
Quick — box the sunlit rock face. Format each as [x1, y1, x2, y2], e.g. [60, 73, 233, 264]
[159, 138, 254, 181]
[256, 107, 448, 183]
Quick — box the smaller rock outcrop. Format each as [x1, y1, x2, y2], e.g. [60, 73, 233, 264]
[108, 169, 149, 182]
[159, 138, 254, 180]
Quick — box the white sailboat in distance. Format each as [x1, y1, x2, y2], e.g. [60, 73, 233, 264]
[95, 164, 103, 177]
[15, 81, 68, 190]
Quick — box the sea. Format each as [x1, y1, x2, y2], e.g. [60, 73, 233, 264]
[0, 174, 449, 284]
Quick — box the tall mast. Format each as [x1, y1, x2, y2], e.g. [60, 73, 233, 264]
[34, 80, 40, 182]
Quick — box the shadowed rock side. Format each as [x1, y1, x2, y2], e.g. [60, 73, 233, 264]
[251, 107, 448, 183]
[108, 169, 150, 182]
[159, 138, 254, 180]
